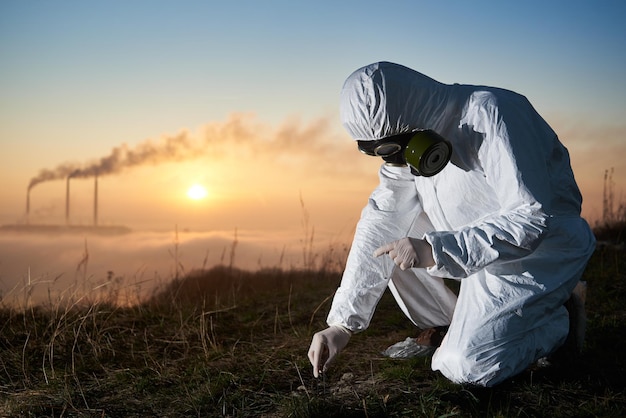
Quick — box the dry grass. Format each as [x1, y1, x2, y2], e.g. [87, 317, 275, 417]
[0, 229, 625, 417]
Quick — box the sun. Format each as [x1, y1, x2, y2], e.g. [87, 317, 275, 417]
[186, 184, 208, 200]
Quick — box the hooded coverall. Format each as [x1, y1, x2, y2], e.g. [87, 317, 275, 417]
[326, 61, 595, 386]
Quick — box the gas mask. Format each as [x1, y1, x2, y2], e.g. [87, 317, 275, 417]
[357, 130, 452, 177]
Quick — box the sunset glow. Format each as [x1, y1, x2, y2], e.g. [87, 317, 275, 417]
[186, 184, 208, 200]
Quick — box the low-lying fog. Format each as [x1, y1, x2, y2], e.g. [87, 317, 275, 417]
[0, 228, 344, 306]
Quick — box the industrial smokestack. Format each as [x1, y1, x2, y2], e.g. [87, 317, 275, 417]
[94, 174, 98, 226]
[26, 188, 30, 224]
[65, 176, 71, 225]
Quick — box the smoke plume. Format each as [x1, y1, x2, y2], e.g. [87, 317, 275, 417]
[28, 130, 199, 190]
[27, 113, 350, 191]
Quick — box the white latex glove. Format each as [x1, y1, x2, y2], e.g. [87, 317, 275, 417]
[308, 325, 351, 378]
[374, 237, 435, 270]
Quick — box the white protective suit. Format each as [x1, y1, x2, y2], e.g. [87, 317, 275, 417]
[326, 62, 595, 386]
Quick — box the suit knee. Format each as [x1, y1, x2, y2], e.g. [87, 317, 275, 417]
[432, 345, 506, 387]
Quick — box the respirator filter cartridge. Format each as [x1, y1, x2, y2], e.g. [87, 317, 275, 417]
[404, 130, 452, 177]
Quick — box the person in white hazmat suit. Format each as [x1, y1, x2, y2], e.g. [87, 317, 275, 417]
[307, 61, 596, 387]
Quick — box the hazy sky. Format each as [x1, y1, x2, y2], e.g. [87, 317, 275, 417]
[1, 1, 625, 297]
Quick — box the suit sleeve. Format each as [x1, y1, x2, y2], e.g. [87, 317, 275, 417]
[326, 164, 422, 332]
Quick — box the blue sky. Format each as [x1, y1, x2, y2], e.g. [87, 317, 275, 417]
[3, 1, 624, 125]
[1, 0, 625, 226]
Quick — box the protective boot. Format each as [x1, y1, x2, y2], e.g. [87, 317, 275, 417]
[382, 326, 449, 358]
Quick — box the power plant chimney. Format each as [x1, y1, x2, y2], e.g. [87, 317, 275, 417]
[65, 176, 71, 225]
[26, 188, 30, 224]
[94, 174, 98, 226]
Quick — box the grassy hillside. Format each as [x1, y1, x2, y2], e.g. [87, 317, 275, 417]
[1, 235, 625, 417]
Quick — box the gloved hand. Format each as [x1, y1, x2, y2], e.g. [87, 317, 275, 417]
[374, 237, 435, 270]
[308, 325, 351, 378]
